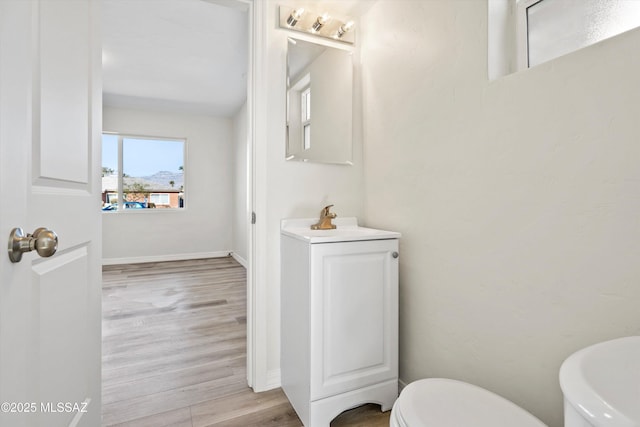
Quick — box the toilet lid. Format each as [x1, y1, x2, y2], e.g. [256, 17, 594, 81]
[395, 378, 547, 427]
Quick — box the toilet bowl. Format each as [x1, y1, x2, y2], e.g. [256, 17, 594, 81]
[390, 378, 547, 427]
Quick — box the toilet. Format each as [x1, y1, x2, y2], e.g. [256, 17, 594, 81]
[390, 378, 547, 427]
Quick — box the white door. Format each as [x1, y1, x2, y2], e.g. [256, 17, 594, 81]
[0, 1, 101, 426]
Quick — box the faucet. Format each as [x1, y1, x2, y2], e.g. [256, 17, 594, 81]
[310, 205, 337, 230]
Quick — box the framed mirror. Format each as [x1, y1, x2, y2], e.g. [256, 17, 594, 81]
[286, 38, 353, 165]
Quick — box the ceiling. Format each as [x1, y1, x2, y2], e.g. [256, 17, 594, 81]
[102, 0, 375, 117]
[102, 0, 248, 117]
[279, 0, 376, 19]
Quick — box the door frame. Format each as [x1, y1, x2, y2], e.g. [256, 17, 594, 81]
[212, 0, 269, 391]
[100, 0, 270, 391]
[246, 0, 270, 391]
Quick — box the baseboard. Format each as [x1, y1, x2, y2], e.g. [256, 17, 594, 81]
[251, 368, 281, 393]
[398, 378, 409, 392]
[266, 368, 281, 390]
[102, 251, 232, 266]
[231, 252, 248, 268]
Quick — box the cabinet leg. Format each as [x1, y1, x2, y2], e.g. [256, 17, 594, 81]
[307, 380, 398, 427]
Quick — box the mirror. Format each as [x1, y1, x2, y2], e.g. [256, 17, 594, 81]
[286, 38, 353, 165]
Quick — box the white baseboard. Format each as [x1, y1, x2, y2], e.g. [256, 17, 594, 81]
[266, 368, 281, 390]
[398, 378, 409, 392]
[231, 252, 248, 268]
[102, 251, 232, 266]
[250, 368, 281, 393]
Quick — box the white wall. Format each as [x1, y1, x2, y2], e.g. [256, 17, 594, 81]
[102, 106, 233, 263]
[256, 0, 366, 386]
[232, 102, 248, 266]
[360, 1, 640, 426]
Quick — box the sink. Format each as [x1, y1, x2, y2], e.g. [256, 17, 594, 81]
[560, 336, 640, 427]
[281, 217, 400, 243]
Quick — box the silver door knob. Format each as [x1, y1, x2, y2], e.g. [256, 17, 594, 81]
[8, 227, 58, 263]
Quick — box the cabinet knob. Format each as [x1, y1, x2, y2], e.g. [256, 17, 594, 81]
[392, 251, 399, 258]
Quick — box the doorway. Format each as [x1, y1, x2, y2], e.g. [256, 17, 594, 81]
[100, 0, 255, 420]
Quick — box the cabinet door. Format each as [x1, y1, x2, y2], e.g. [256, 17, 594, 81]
[309, 239, 398, 401]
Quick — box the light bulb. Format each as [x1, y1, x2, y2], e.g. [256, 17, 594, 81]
[336, 20, 354, 38]
[311, 13, 330, 32]
[286, 8, 304, 27]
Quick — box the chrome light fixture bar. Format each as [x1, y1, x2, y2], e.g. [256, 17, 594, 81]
[279, 5, 355, 44]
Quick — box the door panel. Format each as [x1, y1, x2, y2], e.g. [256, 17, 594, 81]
[310, 239, 399, 401]
[324, 252, 386, 377]
[37, 1, 90, 184]
[36, 249, 89, 400]
[36, 250, 90, 427]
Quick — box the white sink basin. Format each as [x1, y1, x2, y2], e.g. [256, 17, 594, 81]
[281, 217, 400, 243]
[560, 336, 640, 427]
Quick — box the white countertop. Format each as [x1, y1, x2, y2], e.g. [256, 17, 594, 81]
[281, 217, 401, 243]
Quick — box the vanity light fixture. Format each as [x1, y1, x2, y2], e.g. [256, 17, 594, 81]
[286, 8, 304, 27]
[335, 21, 354, 39]
[311, 13, 330, 33]
[279, 5, 355, 44]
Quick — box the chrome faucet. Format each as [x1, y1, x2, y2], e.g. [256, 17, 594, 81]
[310, 205, 337, 230]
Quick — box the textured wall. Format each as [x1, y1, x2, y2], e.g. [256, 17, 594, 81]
[360, 1, 640, 426]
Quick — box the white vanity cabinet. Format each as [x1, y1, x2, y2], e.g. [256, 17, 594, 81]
[281, 218, 400, 427]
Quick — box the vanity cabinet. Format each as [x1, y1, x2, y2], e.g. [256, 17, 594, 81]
[281, 218, 400, 427]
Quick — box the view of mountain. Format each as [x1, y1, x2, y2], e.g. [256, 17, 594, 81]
[101, 171, 184, 192]
[141, 171, 184, 189]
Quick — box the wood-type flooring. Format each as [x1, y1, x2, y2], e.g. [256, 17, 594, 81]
[102, 257, 391, 427]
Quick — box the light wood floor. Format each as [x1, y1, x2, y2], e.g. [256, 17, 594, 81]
[102, 257, 391, 427]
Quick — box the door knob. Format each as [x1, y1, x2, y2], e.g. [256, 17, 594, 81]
[8, 227, 58, 263]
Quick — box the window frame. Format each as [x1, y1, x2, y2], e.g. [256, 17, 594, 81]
[102, 132, 187, 213]
[300, 85, 311, 150]
[516, 0, 640, 71]
[515, 0, 544, 71]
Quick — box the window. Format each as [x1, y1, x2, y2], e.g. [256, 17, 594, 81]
[301, 86, 311, 150]
[517, 0, 640, 69]
[101, 133, 185, 212]
[286, 72, 311, 155]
